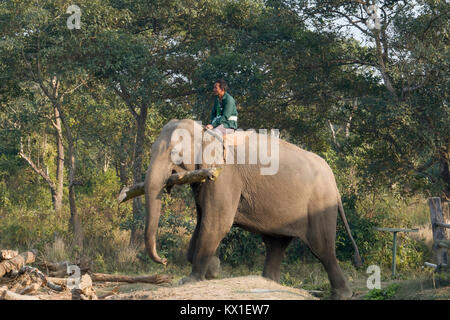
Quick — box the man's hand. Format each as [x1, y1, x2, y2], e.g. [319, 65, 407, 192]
[206, 124, 213, 130]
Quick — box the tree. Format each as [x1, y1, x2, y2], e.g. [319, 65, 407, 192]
[0, 0, 127, 246]
[83, 0, 200, 243]
[297, 0, 449, 199]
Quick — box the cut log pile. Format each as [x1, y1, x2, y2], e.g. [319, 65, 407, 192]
[0, 249, 173, 300]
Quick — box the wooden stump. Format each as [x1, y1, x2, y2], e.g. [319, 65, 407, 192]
[71, 274, 97, 300]
[428, 197, 449, 266]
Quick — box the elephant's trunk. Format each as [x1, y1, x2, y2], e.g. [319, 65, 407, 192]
[144, 141, 172, 265]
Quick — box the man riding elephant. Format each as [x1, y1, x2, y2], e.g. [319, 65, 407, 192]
[205, 79, 238, 136]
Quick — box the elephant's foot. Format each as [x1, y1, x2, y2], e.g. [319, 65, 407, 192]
[205, 256, 220, 279]
[329, 286, 353, 300]
[179, 274, 202, 285]
[179, 257, 221, 284]
[262, 269, 281, 283]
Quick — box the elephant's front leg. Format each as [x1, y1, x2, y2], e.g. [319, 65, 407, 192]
[182, 192, 239, 283]
[186, 213, 221, 280]
[181, 182, 238, 284]
[186, 183, 220, 280]
[181, 219, 232, 284]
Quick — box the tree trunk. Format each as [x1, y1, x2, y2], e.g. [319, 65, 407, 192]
[53, 106, 64, 213]
[439, 139, 450, 201]
[117, 136, 130, 186]
[130, 106, 148, 245]
[68, 143, 83, 248]
[54, 98, 83, 249]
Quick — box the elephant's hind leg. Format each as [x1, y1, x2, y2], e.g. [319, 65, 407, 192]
[262, 235, 293, 282]
[304, 204, 353, 300]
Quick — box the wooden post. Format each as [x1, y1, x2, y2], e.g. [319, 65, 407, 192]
[428, 197, 448, 266]
[374, 227, 418, 278]
[392, 231, 398, 278]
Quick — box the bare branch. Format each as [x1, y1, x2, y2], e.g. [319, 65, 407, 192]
[18, 150, 56, 191]
[60, 81, 86, 100]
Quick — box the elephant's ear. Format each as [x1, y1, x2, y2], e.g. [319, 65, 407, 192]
[200, 129, 227, 170]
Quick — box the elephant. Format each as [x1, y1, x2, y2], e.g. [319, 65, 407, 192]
[143, 119, 362, 299]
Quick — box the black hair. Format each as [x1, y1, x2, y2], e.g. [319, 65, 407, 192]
[215, 79, 228, 91]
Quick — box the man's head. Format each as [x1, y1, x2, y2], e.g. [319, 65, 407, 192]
[213, 79, 227, 98]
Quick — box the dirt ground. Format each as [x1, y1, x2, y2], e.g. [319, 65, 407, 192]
[3, 271, 449, 300]
[101, 276, 318, 300]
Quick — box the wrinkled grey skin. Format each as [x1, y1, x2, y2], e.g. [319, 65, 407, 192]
[144, 119, 362, 299]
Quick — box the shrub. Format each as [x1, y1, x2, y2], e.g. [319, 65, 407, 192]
[218, 227, 265, 267]
[365, 283, 400, 300]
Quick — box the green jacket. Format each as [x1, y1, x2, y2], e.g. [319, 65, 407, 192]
[210, 92, 238, 129]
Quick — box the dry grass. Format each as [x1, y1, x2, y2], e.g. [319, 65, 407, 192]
[116, 244, 139, 270]
[409, 225, 434, 249]
[41, 236, 70, 263]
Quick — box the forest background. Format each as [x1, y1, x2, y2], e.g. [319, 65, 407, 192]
[0, 0, 448, 296]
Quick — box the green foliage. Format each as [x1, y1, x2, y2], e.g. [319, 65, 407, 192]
[218, 227, 265, 267]
[335, 193, 433, 272]
[0, 180, 10, 208]
[365, 283, 400, 300]
[0, 207, 69, 250]
[156, 188, 196, 264]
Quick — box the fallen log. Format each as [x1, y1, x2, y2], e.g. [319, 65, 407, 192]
[0, 250, 37, 278]
[98, 286, 120, 300]
[1, 288, 40, 300]
[17, 282, 41, 295]
[41, 261, 70, 277]
[47, 277, 69, 286]
[118, 168, 222, 204]
[44, 261, 70, 272]
[19, 266, 64, 292]
[91, 272, 173, 284]
[0, 250, 18, 261]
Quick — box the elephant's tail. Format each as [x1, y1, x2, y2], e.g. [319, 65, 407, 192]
[337, 191, 363, 268]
